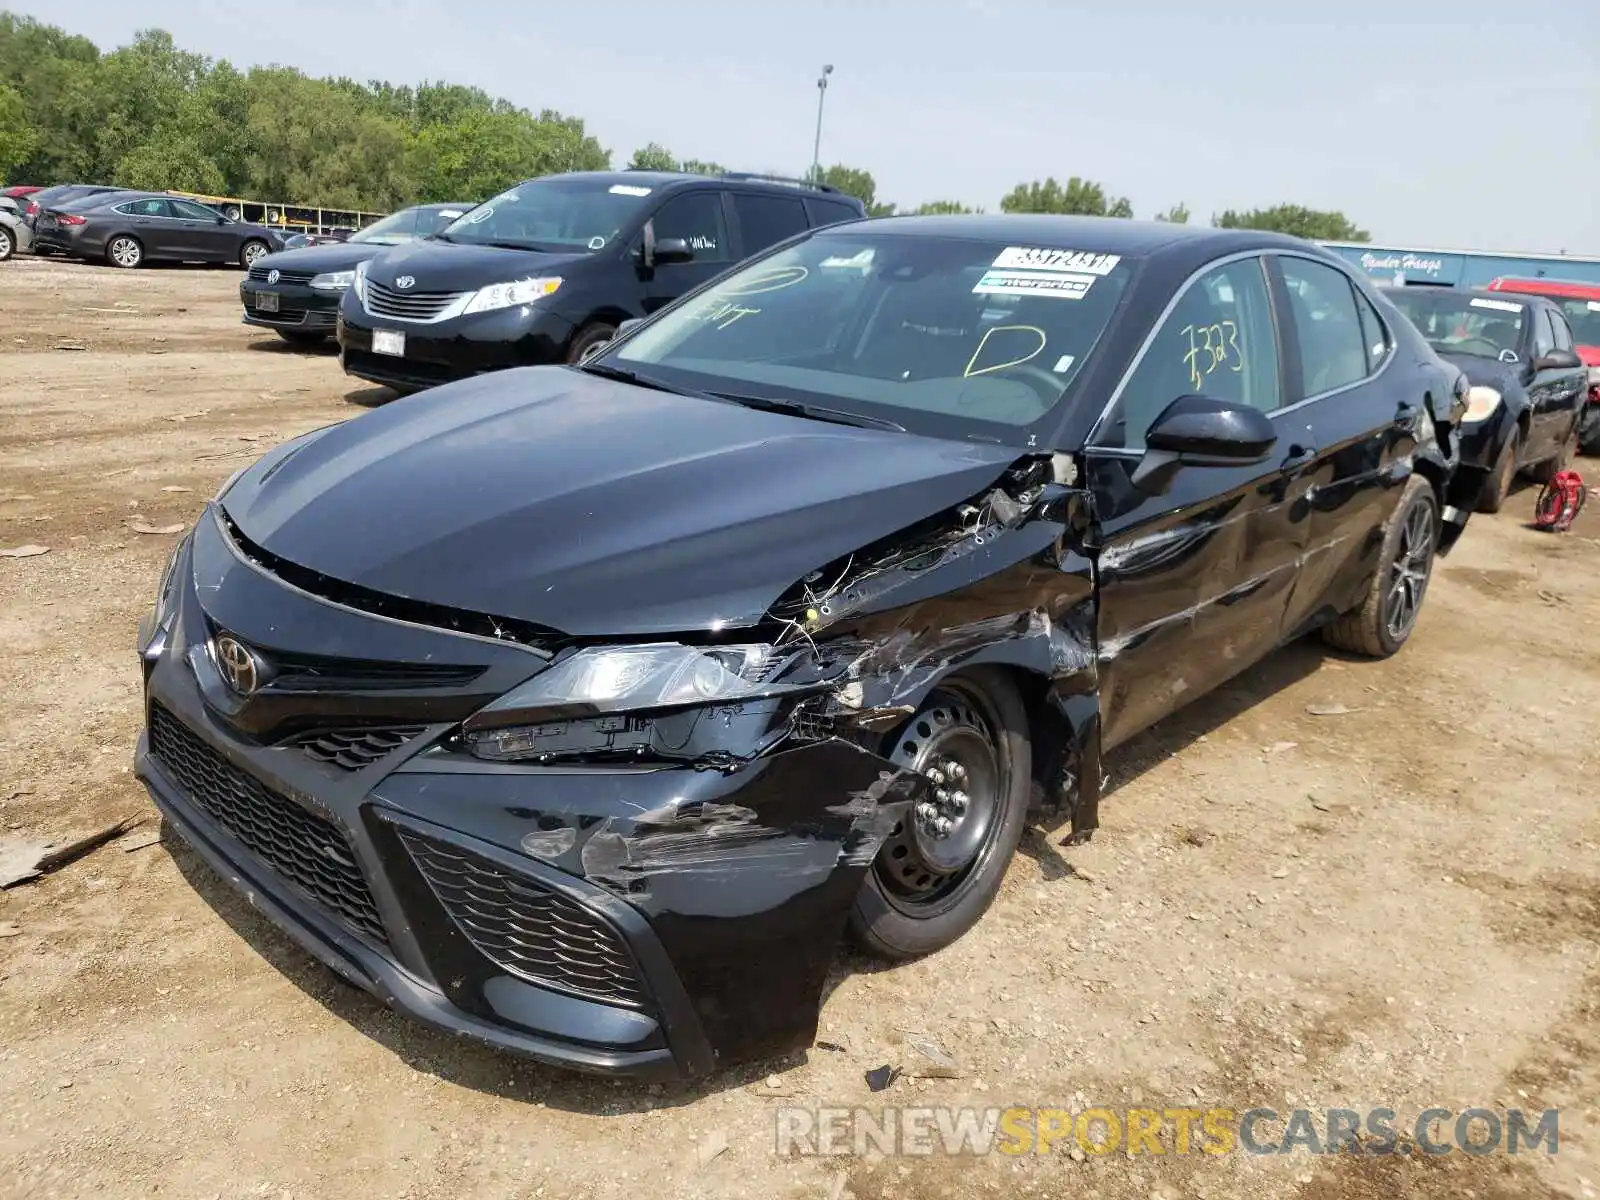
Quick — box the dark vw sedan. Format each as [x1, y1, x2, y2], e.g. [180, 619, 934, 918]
[241, 203, 472, 345]
[136, 216, 1471, 1079]
[1382, 286, 1587, 512]
[37, 190, 284, 269]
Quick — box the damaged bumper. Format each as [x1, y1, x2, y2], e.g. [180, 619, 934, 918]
[134, 512, 922, 1078]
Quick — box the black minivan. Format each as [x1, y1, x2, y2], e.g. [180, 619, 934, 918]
[336, 170, 868, 392]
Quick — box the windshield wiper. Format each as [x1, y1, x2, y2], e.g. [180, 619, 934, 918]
[709, 392, 905, 432]
[577, 361, 720, 399]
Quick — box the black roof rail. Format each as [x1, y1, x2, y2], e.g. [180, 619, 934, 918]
[718, 171, 843, 195]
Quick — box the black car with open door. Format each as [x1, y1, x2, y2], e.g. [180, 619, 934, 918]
[137, 215, 1471, 1081]
[1382, 286, 1587, 512]
[335, 170, 867, 392]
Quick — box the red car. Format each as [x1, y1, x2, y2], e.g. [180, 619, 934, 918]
[1488, 276, 1600, 453]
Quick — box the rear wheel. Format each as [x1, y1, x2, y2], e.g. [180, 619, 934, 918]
[565, 322, 617, 364]
[106, 235, 143, 269]
[1580, 405, 1600, 456]
[0, 226, 12, 261]
[240, 239, 270, 270]
[1476, 427, 1520, 514]
[848, 669, 1031, 960]
[1321, 474, 1438, 658]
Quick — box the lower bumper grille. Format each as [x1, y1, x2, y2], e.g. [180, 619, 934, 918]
[149, 704, 388, 944]
[398, 830, 648, 1009]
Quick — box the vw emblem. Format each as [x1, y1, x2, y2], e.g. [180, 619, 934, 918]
[213, 634, 261, 697]
[266, 268, 280, 285]
[395, 275, 416, 290]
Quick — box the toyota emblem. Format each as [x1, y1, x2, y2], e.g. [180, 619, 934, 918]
[395, 275, 416, 290]
[266, 268, 280, 285]
[213, 634, 261, 697]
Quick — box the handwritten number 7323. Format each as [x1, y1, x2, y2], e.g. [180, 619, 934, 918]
[1181, 321, 1244, 391]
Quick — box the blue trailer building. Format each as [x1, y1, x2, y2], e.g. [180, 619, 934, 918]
[1320, 241, 1600, 288]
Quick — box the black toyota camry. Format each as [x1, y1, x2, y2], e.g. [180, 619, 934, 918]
[136, 215, 1474, 1080]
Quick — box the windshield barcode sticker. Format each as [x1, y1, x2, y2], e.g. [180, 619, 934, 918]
[992, 246, 1120, 275]
[973, 269, 1095, 300]
[1469, 297, 1522, 313]
[609, 185, 652, 197]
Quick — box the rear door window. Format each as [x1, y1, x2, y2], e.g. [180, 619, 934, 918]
[1279, 257, 1370, 396]
[731, 193, 808, 255]
[118, 198, 172, 218]
[804, 197, 863, 228]
[1549, 310, 1575, 352]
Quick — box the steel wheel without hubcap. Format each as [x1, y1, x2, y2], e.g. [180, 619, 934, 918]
[1383, 499, 1433, 643]
[109, 236, 142, 268]
[877, 688, 1006, 915]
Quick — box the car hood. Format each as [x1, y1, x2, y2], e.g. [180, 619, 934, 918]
[1576, 343, 1600, 368]
[253, 242, 388, 273]
[1438, 352, 1525, 393]
[220, 367, 1022, 637]
[363, 239, 594, 292]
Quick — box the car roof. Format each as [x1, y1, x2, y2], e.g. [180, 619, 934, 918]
[1489, 276, 1600, 300]
[816, 213, 1315, 258]
[518, 170, 868, 208]
[1381, 285, 1552, 309]
[65, 189, 159, 209]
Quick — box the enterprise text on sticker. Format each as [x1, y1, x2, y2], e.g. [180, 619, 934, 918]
[973, 269, 1096, 300]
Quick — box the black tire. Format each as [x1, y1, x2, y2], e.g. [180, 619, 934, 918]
[848, 668, 1032, 960]
[1476, 426, 1520, 514]
[1321, 474, 1438, 659]
[239, 239, 270, 270]
[106, 235, 143, 269]
[1529, 418, 1580, 484]
[223, 205, 242, 221]
[0, 226, 13, 262]
[565, 322, 617, 365]
[276, 329, 328, 347]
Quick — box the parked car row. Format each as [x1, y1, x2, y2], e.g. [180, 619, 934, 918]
[136, 198, 1500, 1082]
[0, 183, 287, 267]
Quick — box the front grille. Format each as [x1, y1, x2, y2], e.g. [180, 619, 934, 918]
[398, 830, 648, 1009]
[295, 726, 426, 771]
[149, 704, 388, 944]
[365, 280, 464, 321]
[248, 265, 316, 285]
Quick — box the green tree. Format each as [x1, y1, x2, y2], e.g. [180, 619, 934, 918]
[1154, 202, 1190, 223]
[0, 82, 38, 180]
[911, 200, 980, 215]
[1000, 176, 1133, 217]
[678, 159, 726, 177]
[819, 164, 896, 216]
[628, 142, 678, 171]
[1214, 203, 1369, 242]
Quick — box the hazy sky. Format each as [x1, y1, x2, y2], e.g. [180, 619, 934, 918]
[35, 0, 1600, 253]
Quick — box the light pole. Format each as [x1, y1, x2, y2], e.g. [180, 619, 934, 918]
[811, 64, 834, 184]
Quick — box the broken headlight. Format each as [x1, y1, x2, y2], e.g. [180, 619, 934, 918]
[139, 533, 189, 657]
[463, 643, 834, 763]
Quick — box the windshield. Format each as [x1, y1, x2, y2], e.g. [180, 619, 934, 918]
[1386, 290, 1527, 359]
[351, 207, 426, 246]
[437, 178, 652, 252]
[610, 231, 1134, 442]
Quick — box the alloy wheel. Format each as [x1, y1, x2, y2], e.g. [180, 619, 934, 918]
[1383, 499, 1434, 642]
[0, 228, 12, 260]
[110, 237, 141, 268]
[875, 687, 1006, 911]
[242, 241, 268, 268]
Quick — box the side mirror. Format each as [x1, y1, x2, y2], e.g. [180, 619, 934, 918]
[1131, 394, 1278, 495]
[1533, 348, 1581, 371]
[215, 215, 228, 225]
[652, 237, 694, 266]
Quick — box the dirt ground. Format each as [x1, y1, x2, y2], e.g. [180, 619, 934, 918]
[1, 255, 1597, 1200]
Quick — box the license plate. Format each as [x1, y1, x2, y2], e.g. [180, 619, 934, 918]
[373, 329, 405, 357]
[255, 291, 279, 313]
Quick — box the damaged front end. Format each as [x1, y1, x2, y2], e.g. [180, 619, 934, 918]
[139, 449, 1104, 1079]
